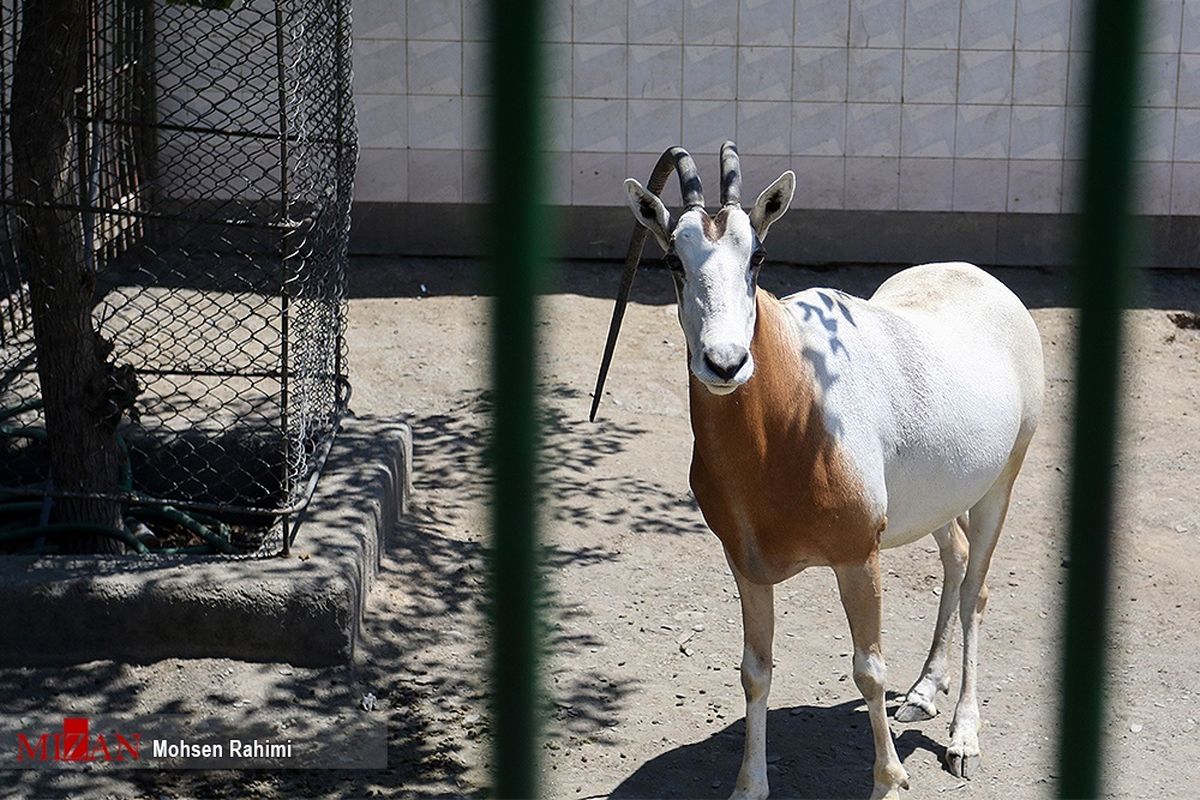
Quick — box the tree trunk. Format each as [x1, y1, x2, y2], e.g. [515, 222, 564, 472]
[11, 0, 126, 553]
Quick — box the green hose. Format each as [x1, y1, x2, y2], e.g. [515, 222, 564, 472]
[129, 503, 237, 555]
[0, 523, 150, 554]
[0, 398, 43, 424]
[0, 400, 239, 556]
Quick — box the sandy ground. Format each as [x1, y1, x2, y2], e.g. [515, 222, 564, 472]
[2, 256, 1199, 800]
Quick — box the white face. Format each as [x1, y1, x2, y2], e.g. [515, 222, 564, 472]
[624, 169, 796, 396]
[669, 208, 761, 394]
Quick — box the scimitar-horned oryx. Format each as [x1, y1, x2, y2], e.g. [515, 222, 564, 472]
[589, 142, 1044, 800]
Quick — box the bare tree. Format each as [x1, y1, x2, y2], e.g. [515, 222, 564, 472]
[10, 0, 135, 552]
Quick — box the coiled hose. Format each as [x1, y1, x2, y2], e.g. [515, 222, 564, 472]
[0, 400, 238, 555]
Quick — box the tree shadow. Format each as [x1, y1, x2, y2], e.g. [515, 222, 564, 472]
[611, 699, 945, 800]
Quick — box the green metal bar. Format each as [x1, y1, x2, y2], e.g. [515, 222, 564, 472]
[1058, 0, 1143, 796]
[488, 0, 549, 795]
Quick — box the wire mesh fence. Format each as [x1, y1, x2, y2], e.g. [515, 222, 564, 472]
[0, 0, 356, 555]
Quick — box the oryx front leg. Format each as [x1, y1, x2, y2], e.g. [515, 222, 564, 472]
[834, 553, 909, 800]
[896, 518, 968, 723]
[727, 556, 775, 800]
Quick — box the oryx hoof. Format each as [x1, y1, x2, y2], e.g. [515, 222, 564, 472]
[946, 745, 980, 780]
[894, 694, 937, 723]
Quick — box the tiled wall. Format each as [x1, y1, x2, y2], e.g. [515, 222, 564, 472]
[353, 0, 1200, 215]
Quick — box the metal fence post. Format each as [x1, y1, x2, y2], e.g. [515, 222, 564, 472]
[488, 0, 548, 796]
[1059, 0, 1143, 796]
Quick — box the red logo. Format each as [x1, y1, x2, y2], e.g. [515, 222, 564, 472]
[16, 717, 141, 762]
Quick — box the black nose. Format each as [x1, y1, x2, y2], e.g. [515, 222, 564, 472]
[703, 344, 749, 381]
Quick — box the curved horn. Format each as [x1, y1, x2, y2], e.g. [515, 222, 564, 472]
[671, 147, 705, 209]
[720, 140, 741, 206]
[589, 146, 702, 422]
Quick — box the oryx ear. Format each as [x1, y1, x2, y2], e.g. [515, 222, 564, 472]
[749, 170, 795, 241]
[624, 178, 672, 252]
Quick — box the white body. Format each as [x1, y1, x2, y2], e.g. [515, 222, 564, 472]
[778, 261, 1044, 549]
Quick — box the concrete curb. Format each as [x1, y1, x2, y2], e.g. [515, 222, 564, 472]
[0, 415, 412, 667]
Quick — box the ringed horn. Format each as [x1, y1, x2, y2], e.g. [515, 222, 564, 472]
[588, 141, 741, 421]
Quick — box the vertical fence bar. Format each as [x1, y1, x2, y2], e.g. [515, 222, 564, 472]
[487, 0, 547, 796]
[1058, 0, 1143, 796]
[273, 0, 292, 555]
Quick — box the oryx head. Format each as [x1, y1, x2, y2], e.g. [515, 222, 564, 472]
[623, 142, 794, 395]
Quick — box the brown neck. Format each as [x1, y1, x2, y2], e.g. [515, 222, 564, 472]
[688, 289, 817, 465]
[685, 290, 881, 578]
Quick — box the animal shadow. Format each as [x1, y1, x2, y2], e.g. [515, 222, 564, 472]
[610, 699, 943, 799]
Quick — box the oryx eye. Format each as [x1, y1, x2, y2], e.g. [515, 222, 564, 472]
[664, 251, 683, 273]
[750, 249, 767, 267]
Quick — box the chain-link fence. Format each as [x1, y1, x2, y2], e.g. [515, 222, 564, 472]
[0, 0, 356, 555]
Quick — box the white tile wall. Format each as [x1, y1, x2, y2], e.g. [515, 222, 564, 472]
[407, 0, 460, 41]
[847, 103, 902, 156]
[849, 0, 905, 48]
[1186, 0, 1200, 53]
[792, 155, 846, 206]
[958, 50, 1014, 104]
[848, 48, 903, 102]
[741, 0, 797, 46]
[961, 0, 1016, 49]
[573, 98, 627, 152]
[409, 149, 462, 202]
[902, 104, 956, 157]
[1136, 161, 1174, 213]
[906, 0, 962, 49]
[1013, 51, 1069, 105]
[956, 105, 1011, 158]
[739, 47, 795, 100]
[738, 100, 794, 154]
[352, 0, 1197, 213]
[630, 0, 684, 44]
[904, 49, 958, 103]
[953, 158, 1009, 210]
[573, 43, 627, 98]
[408, 95, 461, 150]
[629, 44, 682, 98]
[900, 157, 955, 209]
[1007, 160, 1063, 212]
[795, 0, 850, 47]
[1015, 0, 1071, 51]
[793, 101, 846, 155]
[629, 99, 683, 152]
[684, 0, 739, 45]
[684, 46, 738, 98]
[1172, 162, 1200, 213]
[845, 156, 900, 208]
[683, 99, 738, 152]
[1010, 106, 1065, 159]
[793, 48, 849, 101]
[407, 40, 461, 95]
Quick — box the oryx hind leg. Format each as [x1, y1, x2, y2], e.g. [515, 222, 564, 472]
[946, 473, 1019, 779]
[895, 516, 969, 723]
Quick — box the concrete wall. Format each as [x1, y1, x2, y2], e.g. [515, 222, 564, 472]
[350, 0, 1200, 264]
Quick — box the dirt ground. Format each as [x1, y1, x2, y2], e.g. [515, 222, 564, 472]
[2, 256, 1199, 800]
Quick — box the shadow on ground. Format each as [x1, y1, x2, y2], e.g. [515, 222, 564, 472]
[611, 699, 945, 800]
[347, 256, 1200, 314]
